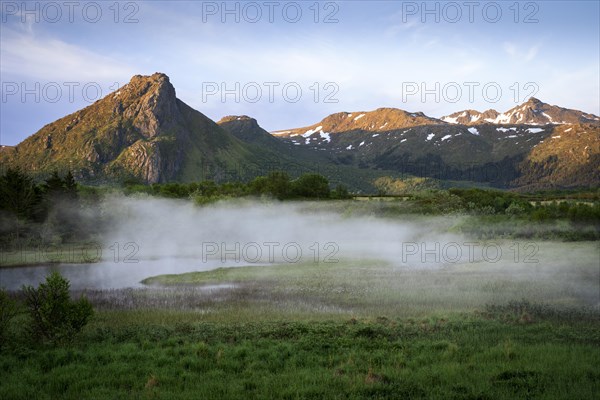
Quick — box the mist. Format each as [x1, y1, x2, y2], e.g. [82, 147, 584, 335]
[2, 195, 597, 311]
[98, 195, 599, 309]
[101, 194, 468, 266]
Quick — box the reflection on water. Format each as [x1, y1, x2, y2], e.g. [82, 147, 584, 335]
[0, 258, 242, 291]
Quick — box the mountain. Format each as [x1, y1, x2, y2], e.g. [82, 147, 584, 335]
[218, 115, 291, 148]
[0, 73, 283, 184]
[440, 109, 500, 125]
[2, 76, 598, 191]
[0, 76, 401, 191]
[272, 102, 599, 188]
[218, 115, 405, 191]
[441, 97, 599, 125]
[272, 108, 443, 138]
[513, 123, 600, 189]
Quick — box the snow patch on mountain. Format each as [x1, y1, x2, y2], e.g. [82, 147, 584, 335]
[442, 116, 459, 124]
[302, 126, 323, 138]
[319, 131, 331, 143]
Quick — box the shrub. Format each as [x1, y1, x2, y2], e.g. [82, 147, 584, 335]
[22, 271, 93, 344]
[331, 184, 351, 199]
[0, 289, 19, 345]
[505, 202, 526, 216]
[291, 174, 330, 199]
[249, 171, 292, 199]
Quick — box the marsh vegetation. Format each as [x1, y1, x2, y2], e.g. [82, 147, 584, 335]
[0, 169, 598, 398]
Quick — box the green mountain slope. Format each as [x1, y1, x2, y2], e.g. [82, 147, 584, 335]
[272, 106, 599, 189]
[0, 74, 278, 184]
[2, 74, 597, 191]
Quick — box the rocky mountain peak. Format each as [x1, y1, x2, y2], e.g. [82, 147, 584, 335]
[525, 97, 542, 105]
[217, 115, 281, 145]
[218, 115, 257, 125]
[122, 73, 175, 101]
[442, 98, 598, 126]
[0, 72, 247, 184]
[115, 73, 179, 138]
[272, 107, 444, 138]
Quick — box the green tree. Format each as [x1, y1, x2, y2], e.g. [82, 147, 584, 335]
[249, 171, 292, 199]
[64, 170, 78, 200]
[0, 168, 41, 220]
[43, 170, 78, 201]
[331, 184, 351, 199]
[23, 272, 93, 344]
[265, 171, 292, 199]
[43, 171, 81, 241]
[159, 183, 191, 198]
[248, 176, 268, 194]
[292, 173, 330, 199]
[43, 171, 65, 195]
[196, 181, 218, 197]
[219, 181, 248, 197]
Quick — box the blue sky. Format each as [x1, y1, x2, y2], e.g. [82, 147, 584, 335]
[1, 0, 599, 145]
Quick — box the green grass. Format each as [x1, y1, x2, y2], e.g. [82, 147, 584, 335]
[0, 244, 101, 268]
[1, 253, 598, 398]
[140, 241, 599, 318]
[1, 310, 598, 399]
[0, 193, 598, 398]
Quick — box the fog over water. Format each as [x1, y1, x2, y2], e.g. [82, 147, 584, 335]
[103, 195, 466, 265]
[1, 196, 598, 310]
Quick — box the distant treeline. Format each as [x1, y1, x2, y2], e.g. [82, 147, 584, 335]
[0, 169, 351, 247]
[1, 168, 598, 246]
[0, 168, 90, 246]
[410, 188, 600, 223]
[123, 171, 352, 202]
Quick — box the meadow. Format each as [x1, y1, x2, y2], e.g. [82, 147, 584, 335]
[1, 239, 599, 399]
[0, 186, 599, 399]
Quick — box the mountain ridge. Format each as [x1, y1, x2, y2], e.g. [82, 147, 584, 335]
[2, 73, 598, 190]
[0, 73, 276, 184]
[441, 97, 599, 126]
[272, 108, 445, 139]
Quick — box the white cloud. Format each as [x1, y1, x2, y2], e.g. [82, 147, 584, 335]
[502, 42, 539, 62]
[525, 46, 539, 62]
[503, 42, 517, 57]
[0, 27, 138, 83]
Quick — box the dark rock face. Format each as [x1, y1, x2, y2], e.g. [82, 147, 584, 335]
[123, 74, 181, 138]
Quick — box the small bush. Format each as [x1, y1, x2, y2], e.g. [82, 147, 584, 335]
[331, 185, 351, 199]
[22, 271, 94, 344]
[0, 289, 19, 344]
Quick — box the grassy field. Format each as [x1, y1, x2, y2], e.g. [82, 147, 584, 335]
[1, 310, 599, 399]
[0, 244, 101, 268]
[141, 242, 600, 317]
[0, 194, 598, 399]
[2, 242, 599, 399]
